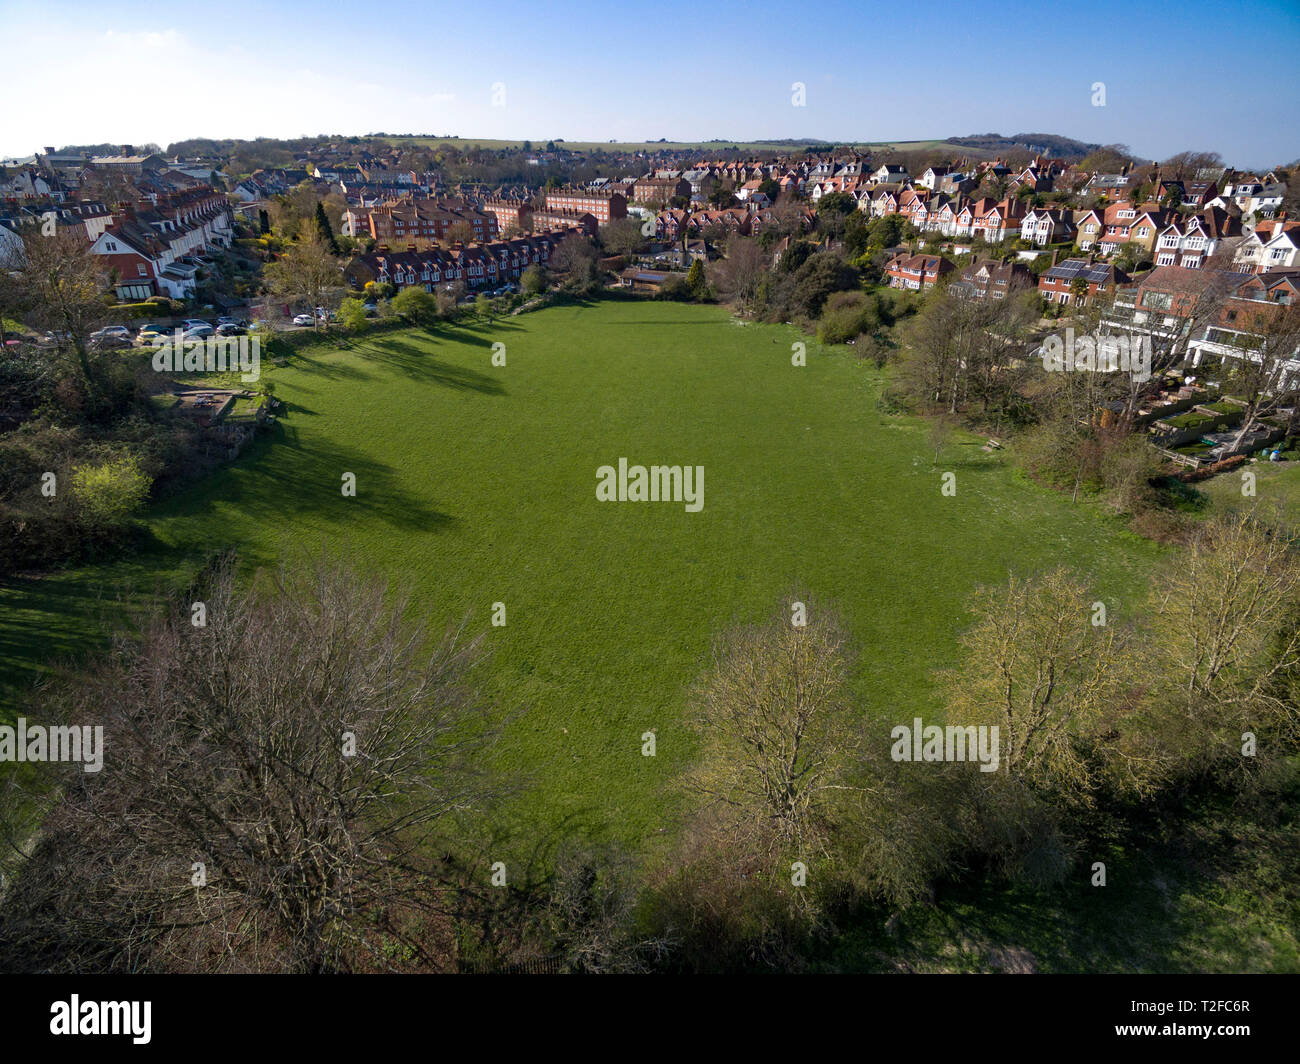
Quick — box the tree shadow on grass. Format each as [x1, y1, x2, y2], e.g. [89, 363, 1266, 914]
[582, 318, 718, 327]
[288, 348, 375, 383]
[0, 574, 136, 711]
[157, 422, 457, 538]
[439, 319, 526, 338]
[361, 338, 506, 394]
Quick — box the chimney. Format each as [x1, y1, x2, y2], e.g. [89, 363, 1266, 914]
[121, 145, 134, 157]
[43, 146, 54, 155]
[1051, 248, 1060, 267]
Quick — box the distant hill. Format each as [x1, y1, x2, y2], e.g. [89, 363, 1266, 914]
[947, 132, 1102, 159]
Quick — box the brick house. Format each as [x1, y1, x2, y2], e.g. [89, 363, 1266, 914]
[544, 187, 627, 225]
[1038, 258, 1129, 306]
[884, 252, 954, 290]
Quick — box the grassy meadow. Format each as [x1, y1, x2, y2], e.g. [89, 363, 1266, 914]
[1, 299, 1164, 845]
[6, 297, 1299, 970]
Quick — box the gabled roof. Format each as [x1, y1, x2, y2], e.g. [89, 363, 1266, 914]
[1043, 259, 1123, 285]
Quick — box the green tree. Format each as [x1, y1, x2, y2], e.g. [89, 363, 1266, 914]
[337, 297, 368, 332]
[314, 201, 339, 254]
[686, 259, 706, 299]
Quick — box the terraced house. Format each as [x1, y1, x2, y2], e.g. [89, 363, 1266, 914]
[343, 231, 573, 294]
[342, 197, 497, 243]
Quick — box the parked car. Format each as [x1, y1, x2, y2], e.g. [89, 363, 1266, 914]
[91, 332, 133, 349]
[92, 325, 131, 340]
[183, 325, 214, 339]
[292, 313, 315, 327]
[183, 318, 212, 331]
[362, 302, 378, 316]
[216, 322, 246, 336]
[136, 324, 166, 344]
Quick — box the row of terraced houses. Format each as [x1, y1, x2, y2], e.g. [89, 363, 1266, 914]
[342, 230, 575, 294]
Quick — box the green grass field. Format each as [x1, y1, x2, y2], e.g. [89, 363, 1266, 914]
[0, 299, 1163, 842]
[5, 298, 1298, 970]
[1196, 459, 1300, 517]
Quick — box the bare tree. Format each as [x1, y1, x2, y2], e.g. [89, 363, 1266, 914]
[264, 228, 342, 328]
[13, 228, 111, 398]
[0, 555, 499, 973]
[944, 567, 1125, 806]
[709, 236, 767, 316]
[1217, 301, 1300, 451]
[1139, 509, 1300, 781]
[901, 286, 1033, 417]
[686, 594, 859, 861]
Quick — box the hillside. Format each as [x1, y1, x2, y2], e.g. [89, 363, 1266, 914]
[948, 131, 1103, 158]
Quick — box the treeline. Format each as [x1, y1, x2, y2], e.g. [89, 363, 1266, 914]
[707, 206, 923, 357]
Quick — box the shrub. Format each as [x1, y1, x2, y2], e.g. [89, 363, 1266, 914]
[390, 286, 437, 325]
[521, 265, 547, 297]
[656, 276, 692, 301]
[71, 454, 152, 532]
[817, 291, 884, 345]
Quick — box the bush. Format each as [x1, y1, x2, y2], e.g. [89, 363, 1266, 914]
[71, 454, 152, 532]
[390, 286, 437, 325]
[817, 291, 884, 345]
[656, 276, 692, 301]
[521, 265, 547, 297]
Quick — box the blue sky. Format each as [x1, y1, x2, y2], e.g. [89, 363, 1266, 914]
[2, 0, 1297, 167]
